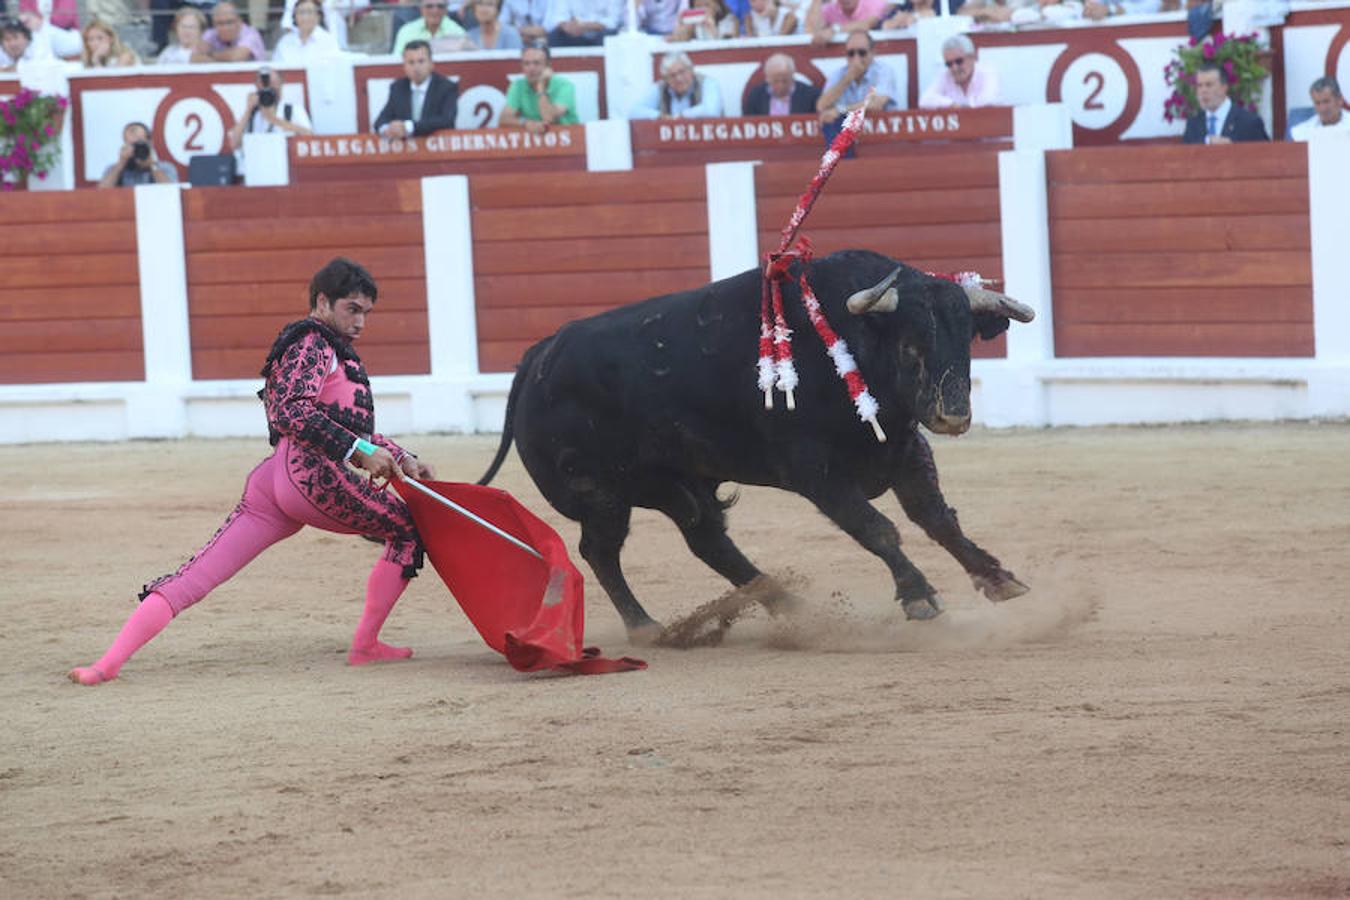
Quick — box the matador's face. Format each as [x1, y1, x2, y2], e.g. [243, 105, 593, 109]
[314, 293, 374, 341]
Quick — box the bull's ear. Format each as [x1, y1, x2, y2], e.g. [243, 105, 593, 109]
[972, 312, 1012, 341]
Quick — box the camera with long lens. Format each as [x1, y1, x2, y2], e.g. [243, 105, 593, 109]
[132, 140, 151, 162]
[257, 68, 278, 108]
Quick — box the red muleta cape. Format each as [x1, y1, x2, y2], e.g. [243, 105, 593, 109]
[393, 480, 646, 676]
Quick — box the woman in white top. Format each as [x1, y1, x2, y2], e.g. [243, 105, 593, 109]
[272, 0, 341, 65]
[157, 7, 208, 65]
[744, 0, 797, 35]
[281, 0, 367, 50]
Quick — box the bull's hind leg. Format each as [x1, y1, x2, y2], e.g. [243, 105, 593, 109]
[577, 501, 664, 643]
[654, 480, 760, 588]
[804, 484, 946, 621]
[891, 430, 1028, 603]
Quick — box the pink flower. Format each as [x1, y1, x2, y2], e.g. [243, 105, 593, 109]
[1224, 60, 1236, 81]
[1203, 42, 1215, 60]
[43, 125, 54, 137]
[36, 170, 46, 180]
[1, 183, 12, 192]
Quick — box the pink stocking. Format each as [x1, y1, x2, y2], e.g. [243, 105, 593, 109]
[68, 592, 174, 685]
[348, 559, 414, 666]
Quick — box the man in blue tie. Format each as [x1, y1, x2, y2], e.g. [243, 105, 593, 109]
[1183, 61, 1269, 144]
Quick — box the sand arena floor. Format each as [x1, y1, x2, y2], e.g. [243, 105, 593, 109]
[1, 423, 1346, 898]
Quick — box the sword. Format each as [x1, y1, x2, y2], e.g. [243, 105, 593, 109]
[401, 476, 543, 560]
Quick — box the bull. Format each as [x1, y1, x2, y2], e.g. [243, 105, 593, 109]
[478, 249, 1035, 642]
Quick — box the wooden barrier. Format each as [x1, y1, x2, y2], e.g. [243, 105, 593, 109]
[469, 167, 710, 372]
[754, 150, 1007, 358]
[0, 191, 143, 384]
[182, 180, 431, 379]
[632, 108, 1013, 168]
[288, 125, 588, 183]
[1047, 143, 1313, 357]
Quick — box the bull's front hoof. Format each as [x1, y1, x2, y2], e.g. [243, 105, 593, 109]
[902, 595, 944, 621]
[626, 621, 666, 647]
[973, 572, 1030, 603]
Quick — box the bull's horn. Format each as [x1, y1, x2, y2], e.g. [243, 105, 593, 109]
[965, 286, 1035, 322]
[846, 266, 905, 315]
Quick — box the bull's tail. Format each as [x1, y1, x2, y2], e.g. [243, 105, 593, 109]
[477, 339, 544, 486]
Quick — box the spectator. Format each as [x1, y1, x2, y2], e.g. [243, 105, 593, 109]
[158, 7, 209, 64]
[17, 0, 80, 31]
[467, 0, 522, 49]
[629, 50, 725, 119]
[81, 16, 140, 67]
[1182, 61, 1269, 144]
[499, 42, 578, 132]
[1, 17, 50, 69]
[16, 9, 81, 60]
[744, 52, 820, 115]
[744, 0, 797, 35]
[881, 0, 935, 29]
[670, 0, 739, 40]
[203, 1, 267, 61]
[639, 0, 687, 36]
[545, 0, 623, 47]
[919, 34, 1001, 108]
[816, 30, 896, 126]
[1291, 76, 1350, 141]
[374, 39, 458, 137]
[806, 0, 886, 46]
[281, 0, 365, 50]
[272, 0, 340, 64]
[227, 67, 313, 153]
[393, 0, 470, 54]
[501, 0, 548, 41]
[98, 122, 177, 188]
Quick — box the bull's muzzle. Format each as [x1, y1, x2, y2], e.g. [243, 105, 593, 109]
[930, 370, 972, 435]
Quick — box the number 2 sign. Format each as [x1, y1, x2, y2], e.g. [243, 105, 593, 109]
[152, 89, 235, 168]
[1047, 45, 1142, 143]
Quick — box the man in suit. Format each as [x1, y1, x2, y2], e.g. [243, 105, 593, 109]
[1183, 61, 1269, 144]
[374, 39, 459, 138]
[744, 53, 822, 116]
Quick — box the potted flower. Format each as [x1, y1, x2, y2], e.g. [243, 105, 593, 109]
[1163, 32, 1269, 123]
[0, 89, 68, 191]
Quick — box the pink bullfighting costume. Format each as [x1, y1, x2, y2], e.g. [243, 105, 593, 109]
[70, 318, 424, 684]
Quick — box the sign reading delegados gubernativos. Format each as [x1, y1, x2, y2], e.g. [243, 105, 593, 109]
[293, 126, 583, 163]
[647, 110, 1014, 147]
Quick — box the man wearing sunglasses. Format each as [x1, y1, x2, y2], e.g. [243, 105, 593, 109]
[816, 31, 898, 127]
[919, 33, 1001, 108]
[394, 0, 469, 54]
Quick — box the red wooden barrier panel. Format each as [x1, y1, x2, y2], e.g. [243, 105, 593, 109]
[0, 191, 143, 384]
[755, 150, 1007, 358]
[470, 167, 710, 372]
[1047, 143, 1312, 358]
[182, 180, 430, 379]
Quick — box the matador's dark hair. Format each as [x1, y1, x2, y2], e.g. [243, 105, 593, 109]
[309, 257, 378, 310]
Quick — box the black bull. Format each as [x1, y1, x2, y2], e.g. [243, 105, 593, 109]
[479, 249, 1036, 640]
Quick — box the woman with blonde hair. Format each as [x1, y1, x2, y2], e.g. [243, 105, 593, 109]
[82, 18, 140, 68]
[157, 7, 209, 65]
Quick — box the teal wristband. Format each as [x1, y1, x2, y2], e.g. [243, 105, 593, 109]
[354, 438, 378, 457]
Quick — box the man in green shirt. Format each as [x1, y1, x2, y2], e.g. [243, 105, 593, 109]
[393, 0, 470, 55]
[499, 43, 580, 132]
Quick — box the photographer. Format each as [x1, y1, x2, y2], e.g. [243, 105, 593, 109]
[227, 67, 314, 152]
[98, 123, 178, 188]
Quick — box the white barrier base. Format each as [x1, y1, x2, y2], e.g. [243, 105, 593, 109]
[0, 361, 1344, 445]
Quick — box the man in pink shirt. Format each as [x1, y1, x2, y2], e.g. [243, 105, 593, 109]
[919, 33, 1001, 108]
[807, 0, 888, 45]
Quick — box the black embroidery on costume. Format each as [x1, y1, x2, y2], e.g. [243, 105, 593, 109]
[258, 320, 378, 461]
